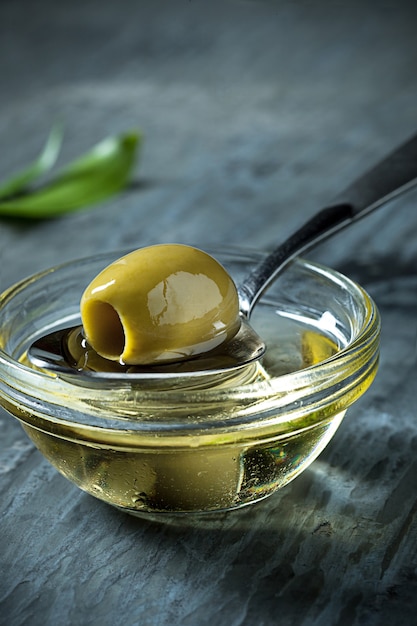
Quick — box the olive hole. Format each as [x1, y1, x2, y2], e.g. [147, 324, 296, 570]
[87, 301, 125, 359]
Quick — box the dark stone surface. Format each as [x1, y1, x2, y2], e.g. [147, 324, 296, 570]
[1, 1, 417, 624]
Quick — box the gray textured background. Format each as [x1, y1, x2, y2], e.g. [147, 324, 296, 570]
[1, 1, 417, 624]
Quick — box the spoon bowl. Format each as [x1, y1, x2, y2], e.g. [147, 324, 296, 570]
[28, 318, 265, 382]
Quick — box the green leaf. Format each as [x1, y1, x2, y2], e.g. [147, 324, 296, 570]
[0, 130, 141, 219]
[0, 124, 63, 201]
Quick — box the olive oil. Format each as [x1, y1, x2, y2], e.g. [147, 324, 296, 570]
[17, 317, 348, 515]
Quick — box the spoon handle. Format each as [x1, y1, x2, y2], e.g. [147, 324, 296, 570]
[239, 131, 417, 317]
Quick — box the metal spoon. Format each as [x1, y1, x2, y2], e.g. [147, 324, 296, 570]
[28, 132, 417, 380]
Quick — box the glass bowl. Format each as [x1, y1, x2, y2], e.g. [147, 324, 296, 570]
[0, 248, 380, 518]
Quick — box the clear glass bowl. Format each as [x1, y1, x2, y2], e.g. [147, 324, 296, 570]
[0, 248, 380, 518]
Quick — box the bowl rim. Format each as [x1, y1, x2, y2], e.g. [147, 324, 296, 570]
[0, 248, 380, 439]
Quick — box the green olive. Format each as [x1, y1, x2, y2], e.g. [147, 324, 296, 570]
[80, 244, 241, 365]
